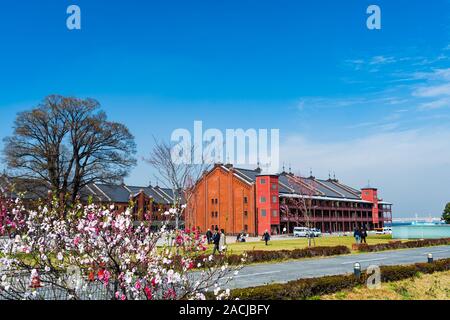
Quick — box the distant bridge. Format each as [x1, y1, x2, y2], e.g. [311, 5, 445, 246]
[392, 217, 442, 223]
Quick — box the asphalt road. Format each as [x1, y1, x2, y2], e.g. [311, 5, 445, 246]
[224, 245, 450, 289]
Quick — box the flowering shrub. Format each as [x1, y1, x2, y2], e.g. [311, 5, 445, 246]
[0, 193, 241, 300]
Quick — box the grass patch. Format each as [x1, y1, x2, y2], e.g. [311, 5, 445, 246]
[226, 258, 450, 300]
[209, 235, 393, 255]
[322, 270, 450, 300]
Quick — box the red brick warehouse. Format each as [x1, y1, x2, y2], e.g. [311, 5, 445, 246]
[186, 164, 393, 236]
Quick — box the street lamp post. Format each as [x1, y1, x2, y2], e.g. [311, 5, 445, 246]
[354, 262, 361, 278]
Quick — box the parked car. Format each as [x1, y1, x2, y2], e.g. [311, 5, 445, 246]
[293, 227, 321, 237]
[310, 228, 322, 237]
[293, 227, 310, 237]
[376, 227, 392, 235]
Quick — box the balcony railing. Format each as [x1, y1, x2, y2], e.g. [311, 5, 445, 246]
[280, 216, 374, 223]
[285, 206, 372, 212]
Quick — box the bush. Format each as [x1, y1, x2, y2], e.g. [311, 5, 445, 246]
[358, 238, 450, 252]
[194, 246, 351, 267]
[228, 258, 450, 300]
[240, 245, 350, 264]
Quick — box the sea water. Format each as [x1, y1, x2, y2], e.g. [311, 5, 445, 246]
[393, 224, 450, 239]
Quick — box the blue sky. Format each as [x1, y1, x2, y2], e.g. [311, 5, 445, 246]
[1, 0, 450, 217]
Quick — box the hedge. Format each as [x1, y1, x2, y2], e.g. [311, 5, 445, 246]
[357, 238, 450, 253]
[228, 258, 450, 300]
[183, 238, 450, 269]
[194, 245, 351, 267]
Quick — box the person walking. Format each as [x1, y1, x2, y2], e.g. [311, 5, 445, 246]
[263, 230, 271, 246]
[206, 229, 213, 244]
[212, 228, 221, 255]
[361, 227, 368, 244]
[353, 227, 361, 244]
[219, 229, 227, 253]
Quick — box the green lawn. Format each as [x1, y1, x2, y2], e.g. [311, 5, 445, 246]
[213, 235, 393, 255]
[321, 271, 450, 300]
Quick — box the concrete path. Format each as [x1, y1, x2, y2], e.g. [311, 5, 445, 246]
[224, 245, 450, 289]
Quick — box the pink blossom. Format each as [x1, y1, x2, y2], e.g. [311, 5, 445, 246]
[163, 288, 177, 300]
[0, 193, 240, 300]
[135, 281, 141, 290]
[103, 270, 111, 285]
[144, 286, 153, 300]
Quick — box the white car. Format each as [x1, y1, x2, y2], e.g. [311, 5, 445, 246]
[293, 227, 320, 237]
[310, 228, 322, 237]
[376, 227, 392, 235]
[293, 227, 310, 237]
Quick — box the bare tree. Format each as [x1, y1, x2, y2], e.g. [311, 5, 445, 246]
[285, 174, 317, 247]
[2, 95, 137, 205]
[145, 138, 211, 230]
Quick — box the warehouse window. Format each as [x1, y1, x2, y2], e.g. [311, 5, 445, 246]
[272, 196, 277, 203]
[272, 183, 277, 190]
[260, 179, 266, 184]
[272, 210, 278, 217]
[260, 196, 266, 203]
[244, 196, 248, 204]
[261, 209, 267, 217]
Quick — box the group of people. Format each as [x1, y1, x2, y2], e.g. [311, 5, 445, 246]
[236, 231, 247, 243]
[353, 226, 368, 244]
[206, 228, 227, 255]
[205, 228, 272, 253]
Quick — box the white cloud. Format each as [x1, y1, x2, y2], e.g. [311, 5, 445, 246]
[345, 56, 398, 72]
[281, 128, 450, 218]
[369, 55, 397, 65]
[411, 68, 450, 108]
[412, 68, 450, 81]
[418, 98, 450, 110]
[414, 83, 450, 98]
[295, 95, 399, 111]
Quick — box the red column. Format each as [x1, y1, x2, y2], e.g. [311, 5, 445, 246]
[361, 188, 379, 226]
[255, 175, 279, 236]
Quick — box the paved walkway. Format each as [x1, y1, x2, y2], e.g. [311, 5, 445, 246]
[223, 245, 450, 289]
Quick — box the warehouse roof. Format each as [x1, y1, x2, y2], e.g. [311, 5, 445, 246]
[0, 175, 176, 205]
[227, 166, 382, 203]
